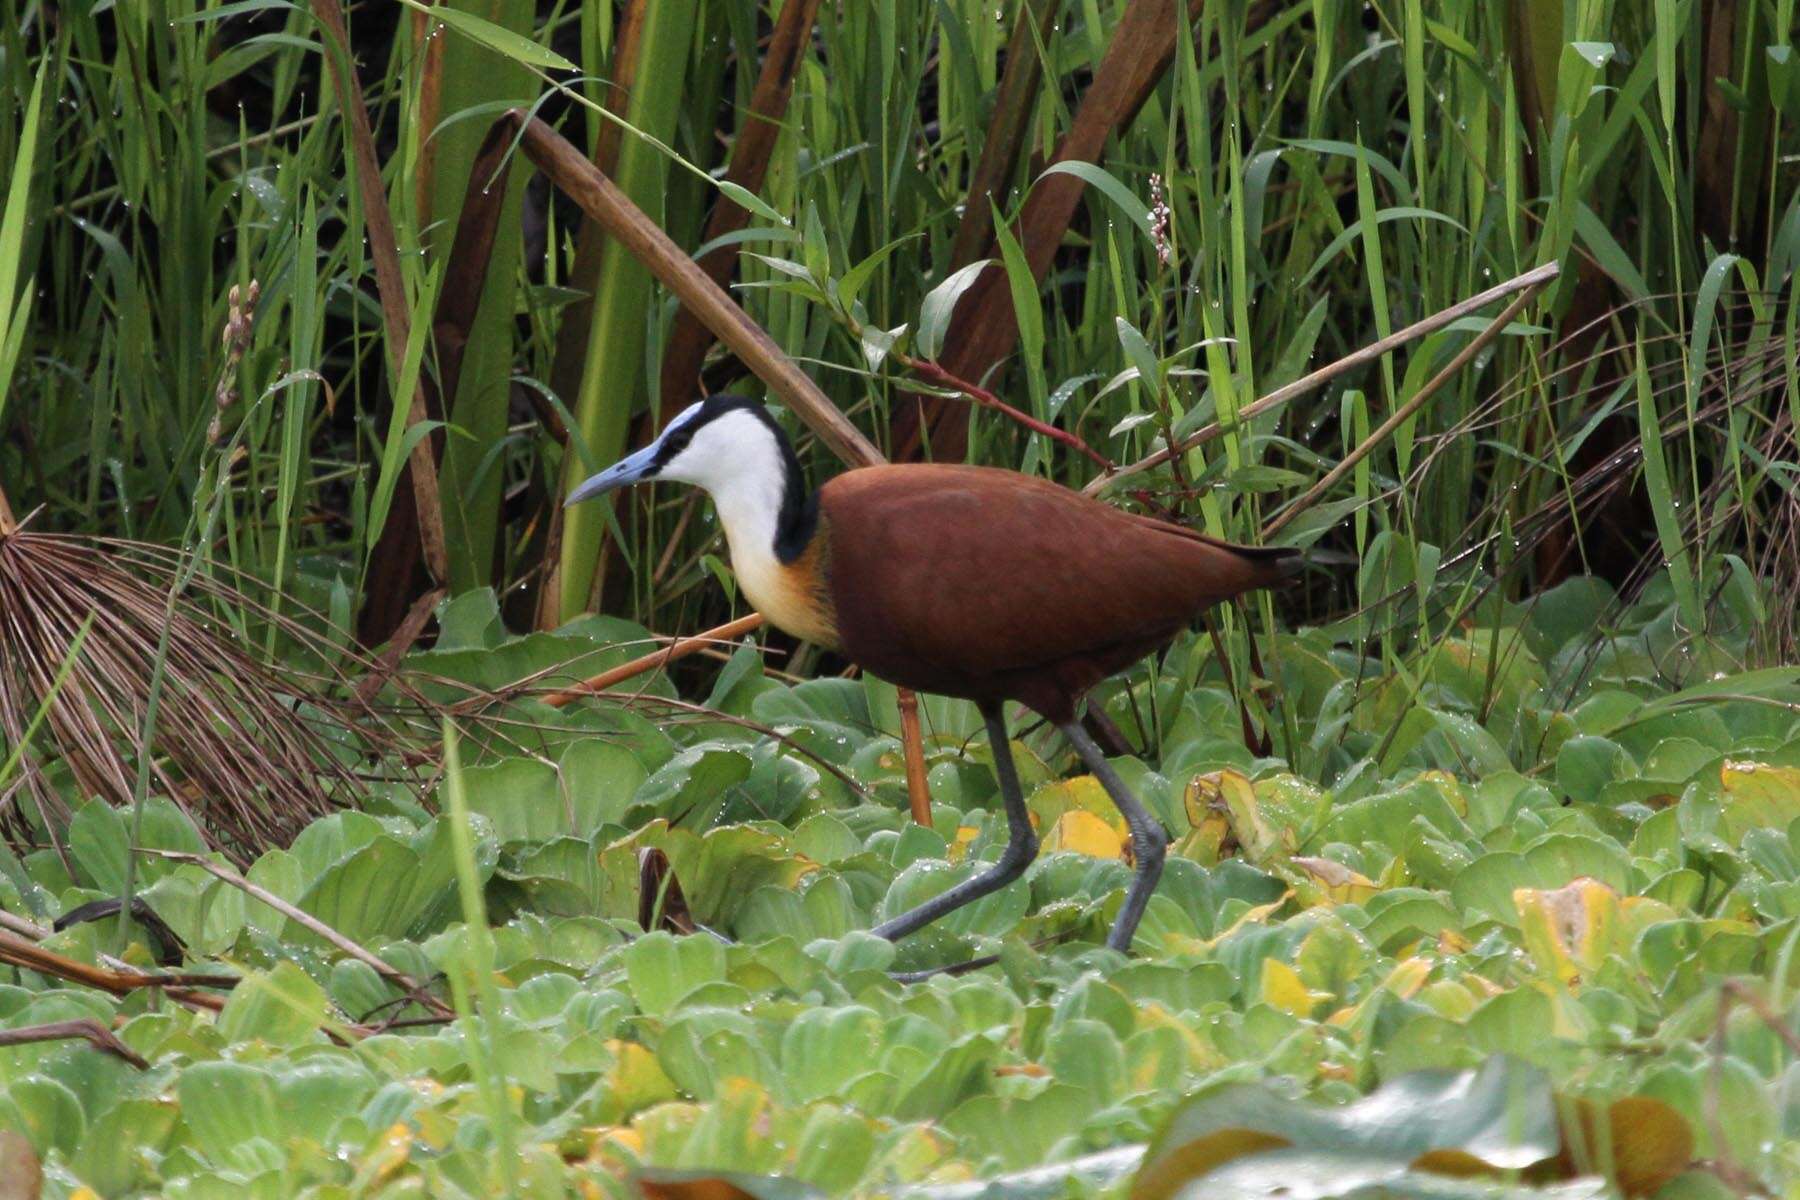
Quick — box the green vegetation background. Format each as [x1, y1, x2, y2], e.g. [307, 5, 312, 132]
[0, 1, 1798, 1196]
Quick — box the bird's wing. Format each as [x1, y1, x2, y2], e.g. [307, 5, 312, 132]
[823, 466, 1287, 681]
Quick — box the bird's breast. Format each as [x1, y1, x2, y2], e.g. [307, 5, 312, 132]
[729, 517, 841, 651]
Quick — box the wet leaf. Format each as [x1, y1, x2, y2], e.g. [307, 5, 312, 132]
[1044, 809, 1127, 859]
[1133, 1057, 1560, 1200]
[1716, 762, 1800, 840]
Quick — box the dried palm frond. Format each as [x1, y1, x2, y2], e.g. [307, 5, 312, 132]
[0, 523, 425, 864]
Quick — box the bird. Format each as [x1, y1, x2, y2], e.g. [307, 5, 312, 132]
[566, 394, 1301, 952]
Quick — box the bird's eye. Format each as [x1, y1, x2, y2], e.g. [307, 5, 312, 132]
[658, 426, 695, 463]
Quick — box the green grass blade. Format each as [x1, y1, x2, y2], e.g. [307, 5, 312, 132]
[0, 57, 47, 426]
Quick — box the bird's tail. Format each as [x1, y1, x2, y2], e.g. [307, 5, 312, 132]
[1232, 542, 1305, 585]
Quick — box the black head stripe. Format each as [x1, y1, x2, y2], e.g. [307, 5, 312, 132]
[670, 394, 818, 564]
[651, 422, 693, 467]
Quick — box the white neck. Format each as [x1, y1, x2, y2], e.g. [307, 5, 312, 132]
[659, 406, 794, 579]
[709, 468, 786, 569]
[654, 404, 838, 644]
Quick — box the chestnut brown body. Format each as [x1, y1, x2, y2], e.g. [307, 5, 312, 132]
[814, 464, 1300, 723]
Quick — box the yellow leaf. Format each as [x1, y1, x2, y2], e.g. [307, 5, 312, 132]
[583, 1124, 644, 1161]
[1170, 807, 1230, 865]
[993, 1062, 1049, 1078]
[1412, 1147, 1502, 1177]
[1718, 761, 1800, 840]
[355, 1122, 413, 1185]
[1413, 770, 1470, 816]
[1546, 986, 1592, 1039]
[1461, 972, 1505, 999]
[1044, 809, 1128, 859]
[878, 1122, 957, 1182]
[1557, 1095, 1695, 1197]
[1328, 956, 1431, 1027]
[1260, 957, 1330, 1018]
[1290, 855, 1379, 904]
[1515, 877, 1620, 988]
[1032, 774, 1114, 824]
[1381, 956, 1432, 1000]
[602, 1039, 679, 1117]
[948, 824, 980, 863]
[414, 1103, 455, 1151]
[1435, 929, 1472, 955]
[1131, 1130, 1292, 1200]
[1200, 893, 1292, 949]
[1185, 770, 1283, 862]
[1134, 1003, 1230, 1072]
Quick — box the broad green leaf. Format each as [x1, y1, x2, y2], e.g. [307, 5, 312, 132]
[622, 931, 727, 1016]
[176, 1060, 283, 1170]
[218, 960, 331, 1048]
[915, 261, 992, 360]
[1134, 1057, 1560, 1200]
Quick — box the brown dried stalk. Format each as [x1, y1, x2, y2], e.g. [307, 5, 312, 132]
[156, 851, 453, 1020]
[0, 928, 233, 1004]
[896, 689, 933, 828]
[354, 586, 446, 705]
[309, 0, 450, 645]
[1262, 277, 1553, 538]
[0, 1019, 149, 1069]
[898, 354, 1114, 471]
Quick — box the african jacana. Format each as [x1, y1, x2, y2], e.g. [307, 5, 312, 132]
[567, 395, 1300, 951]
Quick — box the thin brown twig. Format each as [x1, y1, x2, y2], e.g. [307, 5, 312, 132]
[617, 695, 872, 801]
[537, 614, 767, 709]
[898, 354, 1114, 470]
[355, 586, 446, 704]
[0, 909, 45, 940]
[0, 928, 233, 998]
[0, 1019, 149, 1069]
[152, 851, 454, 1020]
[1087, 262, 1563, 495]
[1720, 980, 1800, 1060]
[0, 909, 228, 1017]
[1263, 279, 1552, 538]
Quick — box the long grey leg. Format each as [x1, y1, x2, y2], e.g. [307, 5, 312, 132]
[872, 702, 1039, 942]
[1058, 718, 1169, 953]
